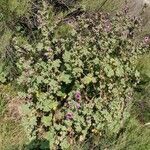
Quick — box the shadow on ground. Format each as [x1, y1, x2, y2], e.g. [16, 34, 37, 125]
[25, 139, 50, 150]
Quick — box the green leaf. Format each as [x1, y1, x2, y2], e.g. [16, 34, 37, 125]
[56, 91, 66, 98]
[52, 59, 61, 69]
[60, 138, 70, 149]
[93, 57, 99, 64]
[41, 100, 58, 111]
[63, 51, 71, 62]
[135, 70, 140, 77]
[59, 73, 71, 84]
[75, 124, 82, 132]
[36, 76, 44, 84]
[41, 116, 52, 126]
[116, 66, 124, 77]
[36, 43, 43, 51]
[104, 65, 114, 77]
[82, 74, 96, 84]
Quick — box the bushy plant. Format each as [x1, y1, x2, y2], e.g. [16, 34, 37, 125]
[12, 1, 149, 149]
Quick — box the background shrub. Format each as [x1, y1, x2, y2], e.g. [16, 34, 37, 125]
[133, 54, 150, 123]
[0, 0, 31, 83]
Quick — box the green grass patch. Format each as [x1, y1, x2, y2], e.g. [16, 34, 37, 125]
[81, 0, 124, 12]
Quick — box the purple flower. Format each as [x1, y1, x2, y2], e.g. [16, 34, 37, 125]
[75, 91, 81, 100]
[66, 112, 73, 120]
[144, 36, 149, 43]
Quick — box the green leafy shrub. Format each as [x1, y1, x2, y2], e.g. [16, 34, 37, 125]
[12, 1, 149, 149]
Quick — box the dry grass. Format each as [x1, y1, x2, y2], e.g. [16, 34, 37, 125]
[0, 118, 27, 150]
[0, 84, 27, 150]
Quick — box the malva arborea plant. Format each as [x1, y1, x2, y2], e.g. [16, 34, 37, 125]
[12, 1, 149, 149]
